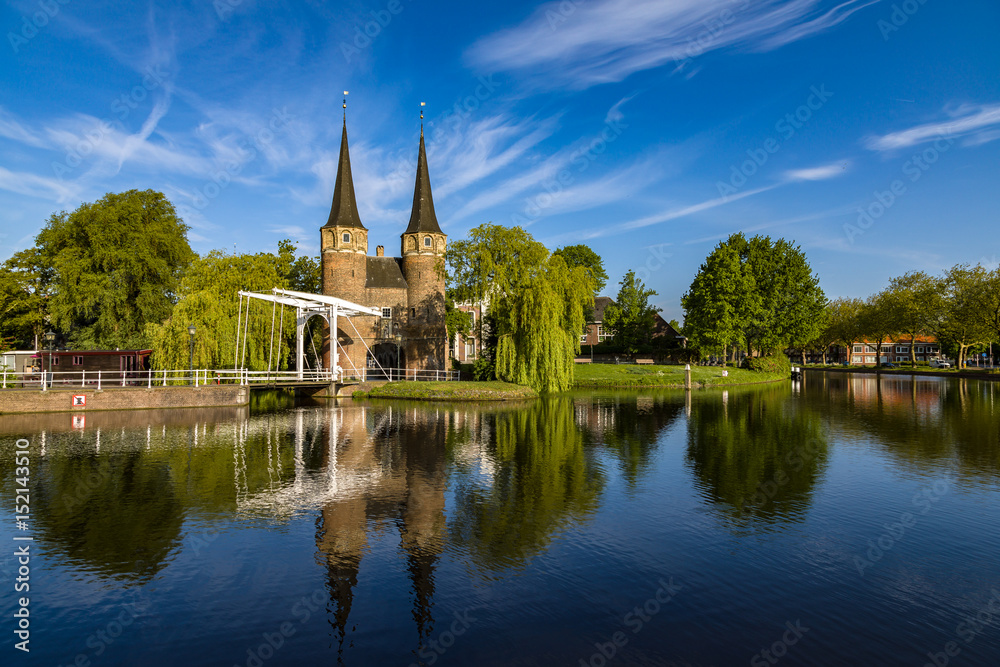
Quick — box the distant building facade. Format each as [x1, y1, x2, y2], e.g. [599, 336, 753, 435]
[321, 116, 447, 376]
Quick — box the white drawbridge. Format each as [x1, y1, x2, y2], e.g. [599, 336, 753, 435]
[235, 288, 382, 382]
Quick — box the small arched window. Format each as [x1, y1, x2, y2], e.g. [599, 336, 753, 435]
[424, 236, 432, 247]
[343, 232, 351, 243]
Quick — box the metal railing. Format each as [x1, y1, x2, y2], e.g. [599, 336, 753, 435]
[1, 366, 459, 389]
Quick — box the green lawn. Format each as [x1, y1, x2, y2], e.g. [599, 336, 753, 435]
[572, 363, 787, 388]
[356, 381, 538, 401]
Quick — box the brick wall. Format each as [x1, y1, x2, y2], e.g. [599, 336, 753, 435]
[0, 385, 249, 415]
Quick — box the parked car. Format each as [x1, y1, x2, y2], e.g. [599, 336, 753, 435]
[930, 360, 951, 368]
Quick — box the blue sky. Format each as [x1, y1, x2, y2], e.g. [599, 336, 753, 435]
[1, 0, 998, 320]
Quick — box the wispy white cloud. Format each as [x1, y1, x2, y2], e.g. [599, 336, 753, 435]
[785, 162, 848, 181]
[467, 0, 878, 90]
[0, 166, 79, 201]
[865, 103, 1000, 151]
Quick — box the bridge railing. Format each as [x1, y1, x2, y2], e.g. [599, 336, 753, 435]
[1, 366, 459, 389]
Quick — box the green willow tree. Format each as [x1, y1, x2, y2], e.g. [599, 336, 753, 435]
[146, 242, 319, 371]
[36, 189, 195, 349]
[446, 224, 594, 393]
[603, 270, 660, 354]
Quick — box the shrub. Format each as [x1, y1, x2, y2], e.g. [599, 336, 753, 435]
[473, 356, 496, 381]
[741, 351, 791, 375]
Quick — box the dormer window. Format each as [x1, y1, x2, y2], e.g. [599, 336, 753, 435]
[424, 236, 431, 247]
[343, 232, 351, 243]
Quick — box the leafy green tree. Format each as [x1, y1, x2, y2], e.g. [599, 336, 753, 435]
[858, 290, 901, 369]
[604, 270, 660, 355]
[35, 189, 194, 349]
[682, 234, 824, 362]
[936, 264, 990, 368]
[824, 297, 864, 363]
[146, 242, 312, 372]
[0, 248, 53, 349]
[884, 271, 943, 367]
[446, 224, 594, 392]
[682, 241, 755, 363]
[552, 244, 609, 295]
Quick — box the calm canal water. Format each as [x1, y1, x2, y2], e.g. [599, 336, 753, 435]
[2, 373, 999, 666]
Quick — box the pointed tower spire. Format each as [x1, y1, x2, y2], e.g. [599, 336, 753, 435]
[323, 93, 366, 230]
[404, 105, 442, 235]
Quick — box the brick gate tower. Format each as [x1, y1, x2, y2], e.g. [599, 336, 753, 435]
[320, 110, 448, 376]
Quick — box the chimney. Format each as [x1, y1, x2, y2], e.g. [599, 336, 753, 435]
[376, 245, 384, 257]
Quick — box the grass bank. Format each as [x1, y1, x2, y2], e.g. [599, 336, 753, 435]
[354, 381, 538, 401]
[572, 363, 787, 388]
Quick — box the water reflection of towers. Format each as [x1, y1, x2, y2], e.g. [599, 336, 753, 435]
[315, 404, 448, 649]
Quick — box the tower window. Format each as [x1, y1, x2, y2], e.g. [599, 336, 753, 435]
[424, 236, 431, 247]
[381, 307, 392, 318]
[411, 308, 416, 318]
[343, 232, 351, 243]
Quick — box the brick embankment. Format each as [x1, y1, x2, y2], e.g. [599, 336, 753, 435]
[0, 385, 249, 415]
[332, 381, 389, 398]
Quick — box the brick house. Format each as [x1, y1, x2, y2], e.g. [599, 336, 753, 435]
[452, 301, 484, 363]
[320, 114, 447, 376]
[579, 297, 684, 349]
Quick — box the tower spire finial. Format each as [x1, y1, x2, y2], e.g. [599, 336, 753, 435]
[420, 101, 425, 122]
[343, 91, 349, 119]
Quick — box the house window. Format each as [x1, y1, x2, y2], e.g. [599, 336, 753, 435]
[381, 307, 392, 318]
[343, 232, 351, 243]
[853, 345, 863, 353]
[466, 341, 475, 358]
[580, 334, 588, 343]
[52, 356, 59, 365]
[916, 346, 924, 353]
[424, 236, 432, 247]
[468, 310, 476, 327]
[72, 356, 84, 365]
[896, 346, 906, 353]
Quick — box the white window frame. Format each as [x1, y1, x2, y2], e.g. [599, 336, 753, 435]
[381, 307, 392, 318]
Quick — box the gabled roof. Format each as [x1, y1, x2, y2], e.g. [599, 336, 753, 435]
[323, 118, 367, 230]
[365, 257, 408, 289]
[403, 127, 443, 235]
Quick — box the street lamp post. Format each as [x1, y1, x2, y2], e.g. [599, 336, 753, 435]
[188, 324, 196, 386]
[393, 325, 402, 382]
[43, 330, 56, 391]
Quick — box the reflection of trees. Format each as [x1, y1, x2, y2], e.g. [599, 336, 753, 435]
[685, 385, 828, 527]
[449, 397, 605, 571]
[32, 451, 184, 582]
[574, 392, 685, 487]
[805, 373, 1000, 481]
